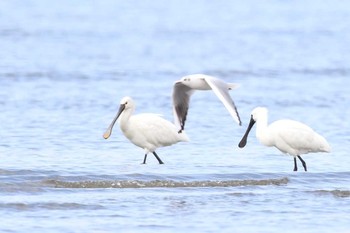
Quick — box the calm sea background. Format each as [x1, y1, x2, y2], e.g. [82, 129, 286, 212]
[0, 1, 349, 232]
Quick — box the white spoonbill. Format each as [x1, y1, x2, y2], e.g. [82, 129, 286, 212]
[173, 74, 241, 133]
[103, 96, 189, 164]
[238, 107, 331, 171]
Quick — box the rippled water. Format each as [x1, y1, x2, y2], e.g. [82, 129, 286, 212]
[1, 0, 350, 232]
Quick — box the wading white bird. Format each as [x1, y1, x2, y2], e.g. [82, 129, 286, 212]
[238, 107, 331, 171]
[103, 96, 189, 164]
[172, 74, 241, 133]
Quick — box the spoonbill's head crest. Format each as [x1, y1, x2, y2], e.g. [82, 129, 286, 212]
[238, 107, 268, 148]
[120, 96, 135, 109]
[251, 107, 268, 121]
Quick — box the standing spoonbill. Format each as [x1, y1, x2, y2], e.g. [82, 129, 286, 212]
[238, 107, 331, 171]
[103, 96, 189, 164]
[173, 74, 241, 133]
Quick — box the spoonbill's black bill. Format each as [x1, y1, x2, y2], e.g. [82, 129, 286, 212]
[172, 74, 241, 133]
[103, 96, 189, 164]
[238, 107, 331, 171]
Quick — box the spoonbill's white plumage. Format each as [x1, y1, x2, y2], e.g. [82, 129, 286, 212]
[172, 74, 241, 132]
[103, 96, 189, 164]
[238, 107, 331, 171]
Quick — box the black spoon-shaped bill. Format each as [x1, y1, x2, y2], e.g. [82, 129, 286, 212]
[238, 116, 256, 148]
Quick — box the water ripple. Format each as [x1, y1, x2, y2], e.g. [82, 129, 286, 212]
[0, 202, 105, 211]
[313, 190, 350, 198]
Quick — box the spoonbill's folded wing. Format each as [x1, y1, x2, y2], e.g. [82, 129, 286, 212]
[204, 77, 242, 126]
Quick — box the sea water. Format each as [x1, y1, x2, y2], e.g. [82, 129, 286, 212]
[0, 1, 349, 232]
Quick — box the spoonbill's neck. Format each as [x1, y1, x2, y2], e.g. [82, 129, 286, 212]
[255, 114, 273, 147]
[119, 108, 133, 131]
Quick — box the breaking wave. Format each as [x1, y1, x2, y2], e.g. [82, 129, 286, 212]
[44, 177, 289, 189]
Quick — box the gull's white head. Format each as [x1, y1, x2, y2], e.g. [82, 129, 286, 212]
[179, 74, 198, 83]
[177, 74, 211, 90]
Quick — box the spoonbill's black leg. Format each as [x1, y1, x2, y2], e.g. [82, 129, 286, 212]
[153, 151, 164, 164]
[293, 157, 298, 171]
[142, 154, 147, 164]
[297, 155, 307, 171]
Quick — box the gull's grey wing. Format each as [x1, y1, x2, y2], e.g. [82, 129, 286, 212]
[172, 82, 194, 132]
[204, 77, 242, 126]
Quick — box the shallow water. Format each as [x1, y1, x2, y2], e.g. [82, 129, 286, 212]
[1, 0, 350, 232]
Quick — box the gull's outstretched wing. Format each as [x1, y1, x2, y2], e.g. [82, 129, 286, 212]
[204, 76, 242, 126]
[172, 82, 194, 132]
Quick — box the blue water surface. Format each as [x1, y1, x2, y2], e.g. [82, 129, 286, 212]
[0, 1, 350, 232]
